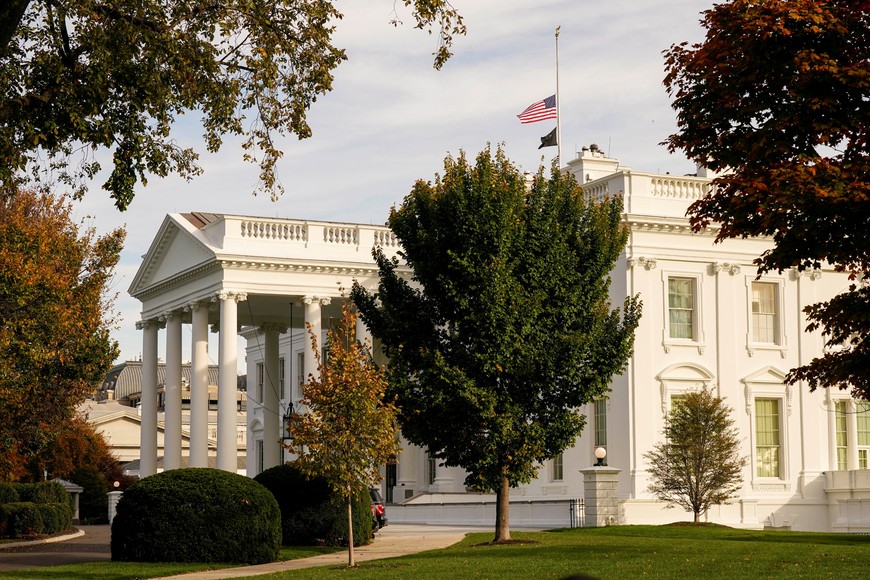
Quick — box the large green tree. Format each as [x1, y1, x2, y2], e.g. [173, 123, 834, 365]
[287, 304, 400, 567]
[0, 0, 465, 209]
[664, 0, 869, 398]
[0, 190, 123, 481]
[352, 147, 641, 542]
[645, 389, 747, 524]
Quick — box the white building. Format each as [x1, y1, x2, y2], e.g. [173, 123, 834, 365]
[130, 149, 869, 532]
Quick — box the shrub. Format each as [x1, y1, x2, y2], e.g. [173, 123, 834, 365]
[71, 465, 109, 523]
[254, 462, 372, 547]
[111, 468, 281, 564]
[13, 481, 69, 505]
[0, 483, 19, 504]
[0, 501, 72, 538]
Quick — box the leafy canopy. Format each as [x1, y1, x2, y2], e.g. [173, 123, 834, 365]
[645, 389, 747, 524]
[287, 304, 400, 566]
[352, 146, 641, 541]
[0, 189, 124, 481]
[664, 0, 870, 397]
[0, 0, 465, 209]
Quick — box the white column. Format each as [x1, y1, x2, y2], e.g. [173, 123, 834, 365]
[431, 459, 454, 492]
[137, 319, 161, 477]
[302, 296, 330, 383]
[262, 325, 282, 470]
[827, 391, 838, 470]
[163, 312, 183, 470]
[395, 438, 419, 502]
[218, 291, 246, 472]
[848, 399, 860, 470]
[355, 314, 373, 354]
[189, 302, 210, 468]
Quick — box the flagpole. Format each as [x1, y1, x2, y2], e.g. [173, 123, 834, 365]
[555, 26, 562, 168]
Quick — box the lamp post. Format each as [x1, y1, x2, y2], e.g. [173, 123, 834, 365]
[282, 405, 295, 463]
[594, 446, 607, 467]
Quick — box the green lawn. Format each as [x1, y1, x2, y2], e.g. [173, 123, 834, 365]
[1, 526, 868, 580]
[264, 526, 870, 580]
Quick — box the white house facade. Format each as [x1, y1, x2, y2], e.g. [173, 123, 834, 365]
[130, 148, 869, 533]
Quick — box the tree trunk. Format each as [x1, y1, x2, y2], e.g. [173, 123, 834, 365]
[0, 0, 30, 56]
[347, 486, 355, 567]
[693, 510, 700, 524]
[493, 474, 511, 542]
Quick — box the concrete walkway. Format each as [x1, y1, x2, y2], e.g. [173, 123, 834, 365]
[0, 524, 494, 577]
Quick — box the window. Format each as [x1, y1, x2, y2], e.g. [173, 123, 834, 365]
[668, 277, 695, 339]
[755, 398, 781, 478]
[752, 282, 778, 343]
[835, 401, 848, 470]
[427, 453, 437, 485]
[255, 362, 264, 403]
[859, 402, 870, 469]
[594, 399, 607, 449]
[279, 357, 286, 400]
[552, 453, 564, 481]
[256, 439, 264, 475]
[296, 352, 304, 394]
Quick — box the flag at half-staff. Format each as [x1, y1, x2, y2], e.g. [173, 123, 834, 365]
[538, 127, 557, 149]
[517, 95, 557, 124]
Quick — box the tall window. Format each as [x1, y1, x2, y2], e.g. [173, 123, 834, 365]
[278, 357, 286, 400]
[594, 399, 607, 449]
[859, 402, 870, 469]
[835, 401, 848, 470]
[552, 453, 564, 481]
[256, 439, 264, 475]
[296, 352, 304, 396]
[427, 452, 437, 485]
[752, 282, 778, 343]
[755, 398, 781, 478]
[668, 277, 695, 339]
[255, 362, 264, 404]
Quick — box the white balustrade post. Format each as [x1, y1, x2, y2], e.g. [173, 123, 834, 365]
[189, 302, 210, 468]
[163, 312, 183, 470]
[137, 319, 161, 477]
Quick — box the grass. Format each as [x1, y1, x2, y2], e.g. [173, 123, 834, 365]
[0, 545, 342, 580]
[1, 526, 868, 579]
[261, 526, 870, 580]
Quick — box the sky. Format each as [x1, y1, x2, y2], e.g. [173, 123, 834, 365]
[70, 0, 715, 369]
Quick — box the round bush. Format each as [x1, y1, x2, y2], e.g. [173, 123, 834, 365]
[254, 463, 372, 547]
[111, 468, 280, 564]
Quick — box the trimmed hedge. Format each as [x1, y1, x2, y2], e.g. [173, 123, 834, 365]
[111, 468, 281, 564]
[71, 465, 109, 523]
[13, 481, 69, 506]
[0, 502, 72, 537]
[253, 463, 372, 547]
[0, 483, 19, 504]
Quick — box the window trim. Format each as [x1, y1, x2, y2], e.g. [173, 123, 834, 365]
[662, 272, 705, 354]
[745, 277, 788, 357]
[552, 453, 564, 482]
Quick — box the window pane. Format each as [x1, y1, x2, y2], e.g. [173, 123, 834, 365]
[668, 278, 695, 339]
[858, 402, 870, 446]
[594, 399, 607, 448]
[553, 453, 564, 481]
[752, 282, 777, 343]
[835, 401, 848, 470]
[755, 399, 781, 477]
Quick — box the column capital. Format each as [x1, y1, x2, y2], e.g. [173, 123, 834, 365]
[260, 322, 288, 334]
[158, 310, 184, 323]
[628, 257, 657, 270]
[215, 290, 248, 303]
[136, 319, 165, 330]
[184, 299, 213, 312]
[300, 295, 332, 306]
[712, 262, 741, 275]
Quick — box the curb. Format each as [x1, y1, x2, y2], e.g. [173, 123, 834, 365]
[0, 528, 85, 550]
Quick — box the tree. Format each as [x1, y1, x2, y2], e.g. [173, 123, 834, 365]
[663, 0, 870, 398]
[644, 389, 747, 524]
[352, 146, 641, 542]
[0, 1, 464, 210]
[286, 304, 400, 567]
[0, 189, 123, 481]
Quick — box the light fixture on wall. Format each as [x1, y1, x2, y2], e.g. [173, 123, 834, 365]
[594, 446, 607, 467]
[283, 405, 295, 443]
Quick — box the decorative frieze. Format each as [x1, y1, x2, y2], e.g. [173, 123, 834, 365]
[628, 257, 657, 270]
[712, 262, 741, 275]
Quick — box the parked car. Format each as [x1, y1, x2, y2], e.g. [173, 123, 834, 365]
[370, 487, 387, 530]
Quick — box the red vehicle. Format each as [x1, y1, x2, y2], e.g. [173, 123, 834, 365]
[370, 488, 387, 530]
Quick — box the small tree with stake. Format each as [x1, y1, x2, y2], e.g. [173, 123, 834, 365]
[286, 304, 400, 567]
[645, 389, 747, 524]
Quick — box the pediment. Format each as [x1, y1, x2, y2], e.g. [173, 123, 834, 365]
[741, 365, 787, 385]
[656, 362, 715, 383]
[128, 214, 216, 297]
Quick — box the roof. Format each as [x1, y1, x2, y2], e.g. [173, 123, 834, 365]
[102, 360, 221, 401]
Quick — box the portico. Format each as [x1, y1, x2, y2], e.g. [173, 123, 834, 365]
[129, 213, 403, 477]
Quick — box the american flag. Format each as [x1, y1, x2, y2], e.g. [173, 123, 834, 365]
[517, 95, 557, 124]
